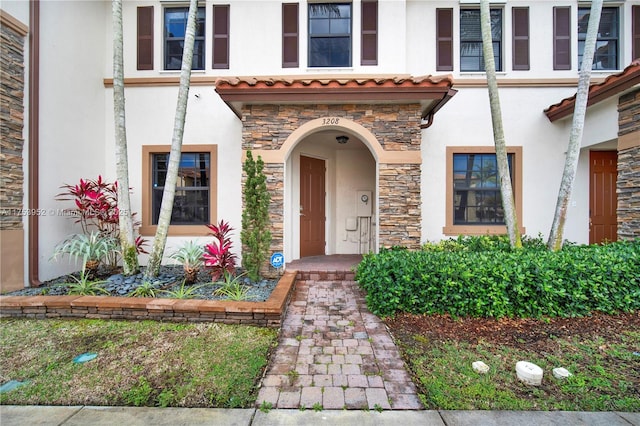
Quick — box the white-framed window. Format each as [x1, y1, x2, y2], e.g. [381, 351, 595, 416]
[460, 8, 503, 72]
[164, 6, 206, 70]
[308, 3, 352, 67]
[578, 6, 619, 70]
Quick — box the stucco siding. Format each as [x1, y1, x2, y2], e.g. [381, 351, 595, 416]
[36, 1, 109, 280]
[7, 0, 637, 281]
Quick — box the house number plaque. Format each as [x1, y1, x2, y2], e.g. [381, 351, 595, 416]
[322, 117, 340, 125]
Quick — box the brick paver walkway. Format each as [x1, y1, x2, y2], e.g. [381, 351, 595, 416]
[256, 277, 422, 410]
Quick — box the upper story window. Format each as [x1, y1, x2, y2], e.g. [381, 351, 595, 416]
[578, 7, 619, 70]
[308, 3, 352, 67]
[460, 8, 502, 72]
[164, 7, 205, 70]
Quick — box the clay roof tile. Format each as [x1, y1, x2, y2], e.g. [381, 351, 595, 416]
[544, 59, 640, 122]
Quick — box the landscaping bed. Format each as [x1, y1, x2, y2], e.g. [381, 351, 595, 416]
[4, 266, 278, 302]
[356, 236, 640, 410]
[0, 270, 297, 328]
[386, 310, 640, 411]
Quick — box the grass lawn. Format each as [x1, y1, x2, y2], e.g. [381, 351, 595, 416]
[386, 312, 640, 411]
[0, 319, 277, 408]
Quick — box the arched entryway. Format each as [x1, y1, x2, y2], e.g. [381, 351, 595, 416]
[282, 121, 378, 261]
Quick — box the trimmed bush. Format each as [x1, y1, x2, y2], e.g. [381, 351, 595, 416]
[355, 237, 640, 318]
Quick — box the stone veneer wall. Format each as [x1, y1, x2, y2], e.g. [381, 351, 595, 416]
[0, 12, 27, 292]
[379, 163, 421, 247]
[617, 88, 640, 240]
[0, 16, 26, 230]
[241, 103, 423, 254]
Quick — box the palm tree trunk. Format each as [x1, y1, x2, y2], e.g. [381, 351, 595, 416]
[480, 0, 521, 248]
[547, 0, 603, 251]
[112, 0, 139, 275]
[145, 0, 198, 278]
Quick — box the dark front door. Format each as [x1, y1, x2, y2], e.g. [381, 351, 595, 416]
[300, 156, 326, 257]
[589, 151, 618, 244]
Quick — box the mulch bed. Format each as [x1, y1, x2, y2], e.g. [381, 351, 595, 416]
[385, 311, 640, 350]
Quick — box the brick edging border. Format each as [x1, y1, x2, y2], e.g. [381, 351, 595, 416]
[0, 270, 298, 327]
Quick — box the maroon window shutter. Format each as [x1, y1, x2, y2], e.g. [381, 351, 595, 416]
[213, 5, 229, 69]
[553, 6, 571, 70]
[282, 3, 299, 68]
[633, 6, 640, 60]
[361, 0, 377, 65]
[436, 8, 453, 71]
[512, 7, 529, 70]
[137, 6, 154, 70]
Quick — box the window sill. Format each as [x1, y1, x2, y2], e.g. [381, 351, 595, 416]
[443, 225, 526, 236]
[459, 71, 508, 77]
[460, 0, 506, 3]
[158, 70, 207, 75]
[590, 69, 622, 74]
[305, 67, 354, 73]
[139, 225, 211, 237]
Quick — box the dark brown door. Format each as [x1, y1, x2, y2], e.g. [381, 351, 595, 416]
[590, 151, 618, 244]
[300, 156, 325, 257]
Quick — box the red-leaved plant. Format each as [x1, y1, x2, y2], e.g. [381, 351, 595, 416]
[203, 220, 237, 281]
[57, 176, 119, 235]
[56, 176, 148, 269]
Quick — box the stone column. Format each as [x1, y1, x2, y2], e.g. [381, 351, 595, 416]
[617, 88, 640, 240]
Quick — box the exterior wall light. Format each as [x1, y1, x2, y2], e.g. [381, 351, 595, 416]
[336, 135, 349, 144]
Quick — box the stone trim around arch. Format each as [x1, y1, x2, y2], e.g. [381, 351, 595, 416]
[246, 116, 421, 165]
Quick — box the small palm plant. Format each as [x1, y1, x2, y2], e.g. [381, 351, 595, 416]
[65, 272, 109, 296]
[128, 280, 158, 298]
[213, 271, 252, 301]
[161, 280, 203, 299]
[169, 241, 205, 284]
[51, 231, 117, 278]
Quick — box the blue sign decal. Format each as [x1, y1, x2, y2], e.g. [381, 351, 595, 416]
[270, 252, 285, 268]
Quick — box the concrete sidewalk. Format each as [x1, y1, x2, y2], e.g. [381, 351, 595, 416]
[1, 406, 639, 425]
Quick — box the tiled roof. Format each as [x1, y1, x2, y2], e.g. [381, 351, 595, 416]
[214, 74, 454, 89]
[544, 59, 640, 122]
[214, 74, 457, 124]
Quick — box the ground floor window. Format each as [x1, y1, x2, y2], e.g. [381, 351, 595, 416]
[152, 152, 210, 225]
[453, 152, 512, 225]
[444, 146, 524, 236]
[140, 145, 217, 236]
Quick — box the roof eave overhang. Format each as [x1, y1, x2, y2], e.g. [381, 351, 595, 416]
[544, 60, 640, 122]
[215, 77, 457, 125]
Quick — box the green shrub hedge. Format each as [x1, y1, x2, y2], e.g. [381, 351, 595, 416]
[355, 237, 639, 318]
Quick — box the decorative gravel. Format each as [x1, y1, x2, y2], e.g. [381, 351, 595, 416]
[5, 266, 278, 302]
